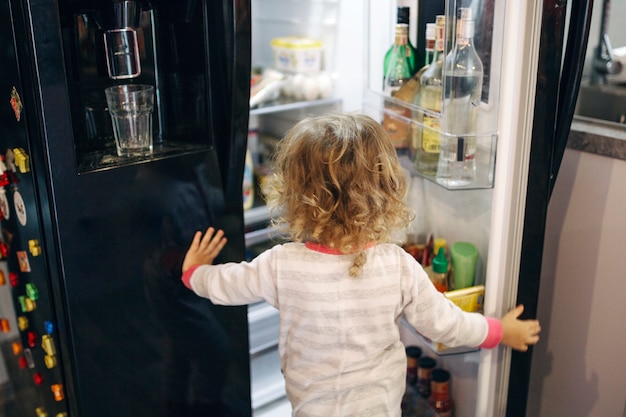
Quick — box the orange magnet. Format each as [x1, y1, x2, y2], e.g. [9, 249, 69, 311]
[0, 318, 9, 332]
[51, 384, 64, 401]
[0, 270, 5, 285]
[12, 341, 22, 355]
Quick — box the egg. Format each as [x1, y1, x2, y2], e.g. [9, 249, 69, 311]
[291, 73, 307, 100]
[316, 73, 333, 99]
[301, 76, 320, 101]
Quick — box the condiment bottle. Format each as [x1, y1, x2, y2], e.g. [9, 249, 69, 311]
[406, 345, 422, 385]
[401, 346, 422, 416]
[429, 368, 452, 416]
[430, 247, 449, 292]
[417, 356, 437, 399]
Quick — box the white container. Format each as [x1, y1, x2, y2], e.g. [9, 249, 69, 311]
[271, 37, 323, 73]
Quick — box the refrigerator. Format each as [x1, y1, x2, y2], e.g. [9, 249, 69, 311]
[0, 0, 252, 416]
[358, 0, 592, 417]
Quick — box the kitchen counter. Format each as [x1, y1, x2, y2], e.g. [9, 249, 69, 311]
[568, 116, 626, 161]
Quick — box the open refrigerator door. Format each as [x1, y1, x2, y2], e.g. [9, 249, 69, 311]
[363, 0, 543, 416]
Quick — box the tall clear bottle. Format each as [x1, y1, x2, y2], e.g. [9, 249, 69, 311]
[383, 6, 418, 85]
[408, 22, 436, 159]
[414, 15, 445, 176]
[382, 23, 413, 153]
[437, 8, 483, 187]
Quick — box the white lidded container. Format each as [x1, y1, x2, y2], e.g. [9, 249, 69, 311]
[271, 37, 323, 73]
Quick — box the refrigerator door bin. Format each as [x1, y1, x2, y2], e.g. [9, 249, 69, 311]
[363, 95, 497, 190]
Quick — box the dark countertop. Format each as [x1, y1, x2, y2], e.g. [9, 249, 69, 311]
[568, 116, 626, 161]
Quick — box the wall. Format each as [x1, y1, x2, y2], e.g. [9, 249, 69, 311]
[527, 148, 626, 417]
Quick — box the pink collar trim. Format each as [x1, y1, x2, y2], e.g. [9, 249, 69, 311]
[305, 241, 376, 255]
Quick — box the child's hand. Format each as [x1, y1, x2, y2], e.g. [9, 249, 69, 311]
[500, 305, 541, 352]
[182, 227, 227, 273]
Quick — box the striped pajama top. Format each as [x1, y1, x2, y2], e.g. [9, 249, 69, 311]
[182, 242, 501, 417]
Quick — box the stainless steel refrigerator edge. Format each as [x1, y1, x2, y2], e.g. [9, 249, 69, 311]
[1, 0, 252, 416]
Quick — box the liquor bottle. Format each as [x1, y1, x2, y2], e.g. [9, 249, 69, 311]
[382, 23, 413, 153]
[384, 7, 418, 85]
[414, 15, 445, 176]
[407, 22, 436, 160]
[424, 22, 436, 66]
[437, 8, 483, 187]
[429, 369, 452, 417]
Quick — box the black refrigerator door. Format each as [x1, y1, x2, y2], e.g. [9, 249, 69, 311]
[508, 1, 593, 416]
[3, 0, 252, 416]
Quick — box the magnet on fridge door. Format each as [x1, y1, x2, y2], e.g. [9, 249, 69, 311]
[13, 191, 27, 225]
[10, 87, 23, 122]
[13, 148, 29, 173]
[44, 354, 57, 369]
[18, 315, 28, 331]
[51, 384, 64, 401]
[17, 251, 30, 272]
[0, 270, 5, 285]
[18, 295, 36, 313]
[12, 341, 22, 355]
[27, 330, 37, 348]
[23, 348, 34, 368]
[41, 334, 56, 356]
[9, 271, 19, 287]
[25, 283, 38, 300]
[0, 189, 9, 220]
[44, 320, 54, 334]
[28, 239, 42, 256]
[0, 318, 9, 332]
[0, 242, 9, 258]
[33, 372, 44, 385]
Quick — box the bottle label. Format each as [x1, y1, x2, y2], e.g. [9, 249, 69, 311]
[421, 116, 440, 153]
[383, 106, 411, 150]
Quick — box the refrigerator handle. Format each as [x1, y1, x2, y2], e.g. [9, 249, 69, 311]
[549, 0, 594, 198]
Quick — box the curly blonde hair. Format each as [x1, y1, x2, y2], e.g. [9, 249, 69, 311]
[262, 113, 413, 277]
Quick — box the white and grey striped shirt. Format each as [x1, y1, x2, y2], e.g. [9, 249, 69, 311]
[184, 242, 492, 417]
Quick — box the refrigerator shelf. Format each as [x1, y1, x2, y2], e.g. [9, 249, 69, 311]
[75, 141, 209, 173]
[400, 319, 479, 356]
[251, 97, 342, 116]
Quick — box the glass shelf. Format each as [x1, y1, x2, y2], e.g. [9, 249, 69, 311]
[76, 141, 209, 174]
[250, 96, 342, 116]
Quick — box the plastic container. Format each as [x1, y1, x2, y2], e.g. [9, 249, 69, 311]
[271, 37, 323, 73]
[243, 149, 255, 210]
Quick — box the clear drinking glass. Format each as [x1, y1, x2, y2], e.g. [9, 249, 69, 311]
[105, 84, 154, 157]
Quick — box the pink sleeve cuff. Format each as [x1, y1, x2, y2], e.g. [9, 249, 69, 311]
[480, 317, 503, 349]
[182, 265, 201, 290]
